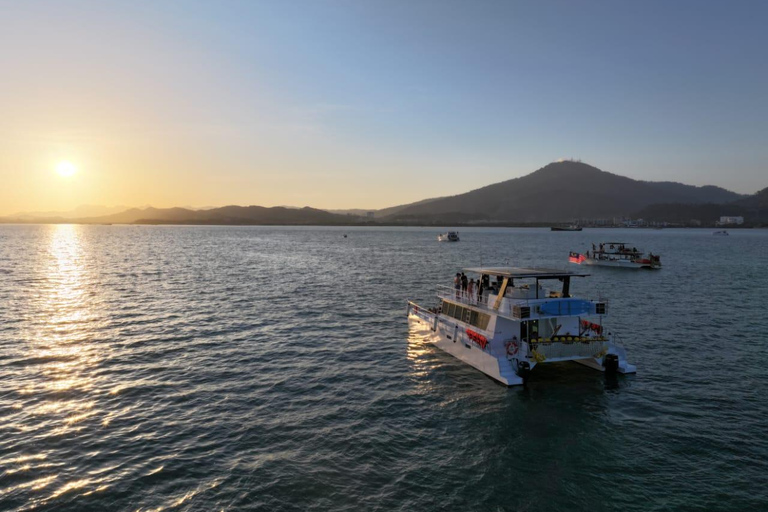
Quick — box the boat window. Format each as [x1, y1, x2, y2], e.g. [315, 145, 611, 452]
[474, 312, 490, 330]
[442, 301, 490, 330]
[540, 317, 559, 339]
[525, 320, 539, 341]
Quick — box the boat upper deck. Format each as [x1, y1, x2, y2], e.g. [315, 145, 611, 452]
[441, 267, 604, 321]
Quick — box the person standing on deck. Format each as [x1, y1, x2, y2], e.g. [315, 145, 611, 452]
[467, 279, 475, 304]
[454, 273, 461, 299]
[461, 273, 468, 297]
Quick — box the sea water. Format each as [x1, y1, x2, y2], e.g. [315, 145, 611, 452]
[1, 225, 766, 511]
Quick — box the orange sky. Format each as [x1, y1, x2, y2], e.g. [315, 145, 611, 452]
[2, 1, 765, 216]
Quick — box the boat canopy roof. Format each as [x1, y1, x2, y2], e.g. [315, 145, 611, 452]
[463, 266, 590, 279]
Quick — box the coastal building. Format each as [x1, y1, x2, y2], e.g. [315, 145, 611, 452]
[717, 216, 744, 226]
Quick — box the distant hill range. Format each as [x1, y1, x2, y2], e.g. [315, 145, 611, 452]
[635, 186, 768, 224]
[2, 161, 765, 226]
[380, 161, 749, 223]
[1, 205, 351, 225]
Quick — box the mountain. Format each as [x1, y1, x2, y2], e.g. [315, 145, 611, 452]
[327, 197, 444, 218]
[384, 161, 746, 223]
[634, 186, 768, 225]
[734, 187, 768, 210]
[8, 204, 130, 220]
[79, 205, 351, 225]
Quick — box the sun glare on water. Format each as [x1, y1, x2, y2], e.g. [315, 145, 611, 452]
[55, 161, 77, 177]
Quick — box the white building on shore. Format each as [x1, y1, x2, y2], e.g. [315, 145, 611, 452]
[716, 216, 744, 226]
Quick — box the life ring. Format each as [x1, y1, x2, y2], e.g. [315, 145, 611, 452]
[506, 339, 519, 356]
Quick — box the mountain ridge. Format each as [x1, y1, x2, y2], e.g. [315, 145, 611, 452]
[1, 161, 762, 226]
[383, 161, 746, 223]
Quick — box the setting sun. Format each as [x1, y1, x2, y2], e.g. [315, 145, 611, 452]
[55, 161, 77, 178]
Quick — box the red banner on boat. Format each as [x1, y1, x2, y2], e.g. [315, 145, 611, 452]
[466, 329, 488, 349]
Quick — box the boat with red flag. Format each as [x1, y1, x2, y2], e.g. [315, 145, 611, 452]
[569, 242, 661, 269]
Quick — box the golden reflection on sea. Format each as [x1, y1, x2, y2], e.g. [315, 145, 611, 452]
[16, 225, 109, 504]
[25, 225, 102, 396]
[405, 318, 437, 384]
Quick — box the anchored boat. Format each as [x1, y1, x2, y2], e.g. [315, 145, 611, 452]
[551, 224, 582, 231]
[406, 267, 636, 386]
[438, 231, 460, 242]
[569, 242, 661, 269]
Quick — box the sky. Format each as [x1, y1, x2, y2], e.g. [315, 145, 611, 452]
[1, 0, 767, 215]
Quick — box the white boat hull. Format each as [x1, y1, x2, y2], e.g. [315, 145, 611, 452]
[408, 308, 522, 385]
[407, 304, 636, 386]
[582, 258, 655, 269]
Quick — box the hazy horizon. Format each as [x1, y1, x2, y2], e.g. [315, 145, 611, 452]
[2, 0, 767, 216]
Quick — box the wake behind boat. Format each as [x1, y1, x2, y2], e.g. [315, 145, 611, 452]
[407, 267, 636, 386]
[438, 231, 460, 242]
[569, 242, 661, 269]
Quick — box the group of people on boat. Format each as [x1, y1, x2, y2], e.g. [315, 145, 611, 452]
[453, 272, 506, 303]
[592, 243, 638, 254]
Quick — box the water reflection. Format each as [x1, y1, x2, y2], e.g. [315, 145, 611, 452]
[29, 225, 101, 398]
[17, 225, 107, 505]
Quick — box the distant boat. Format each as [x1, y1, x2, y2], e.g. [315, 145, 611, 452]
[551, 225, 582, 231]
[713, 230, 729, 236]
[569, 242, 661, 269]
[438, 231, 460, 242]
[343, 234, 348, 238]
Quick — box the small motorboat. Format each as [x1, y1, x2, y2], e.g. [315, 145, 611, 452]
[438, 231, 460, 242]
[713, 231, 729, 236]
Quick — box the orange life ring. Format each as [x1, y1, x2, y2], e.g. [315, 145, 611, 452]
[506, 340, 519, 356]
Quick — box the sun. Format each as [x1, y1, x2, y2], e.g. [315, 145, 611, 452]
[55, 161, 78, 177]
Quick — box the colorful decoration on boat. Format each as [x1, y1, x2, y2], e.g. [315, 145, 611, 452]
[581, 320, 603, 335]
[466, 329, 488, 349]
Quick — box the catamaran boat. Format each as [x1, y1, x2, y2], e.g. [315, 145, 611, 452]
[569, 242, 661, 269]
[406, 267, 636, 386]
[438, 231, 460, 242]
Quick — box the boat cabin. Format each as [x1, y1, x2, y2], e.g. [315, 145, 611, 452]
[437, 267, 605, 346]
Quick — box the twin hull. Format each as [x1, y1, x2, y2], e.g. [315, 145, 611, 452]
[407, 303, 635, 386]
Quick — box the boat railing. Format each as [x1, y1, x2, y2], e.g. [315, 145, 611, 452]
[436, 285, 495, 309]
[437, 284, 607, 320]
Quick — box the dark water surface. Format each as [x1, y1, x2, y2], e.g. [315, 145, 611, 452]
[1, 225, 767, 511]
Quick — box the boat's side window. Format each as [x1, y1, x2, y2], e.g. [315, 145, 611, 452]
[463, 309, 472, 324]
[474, 312, 490, 330]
